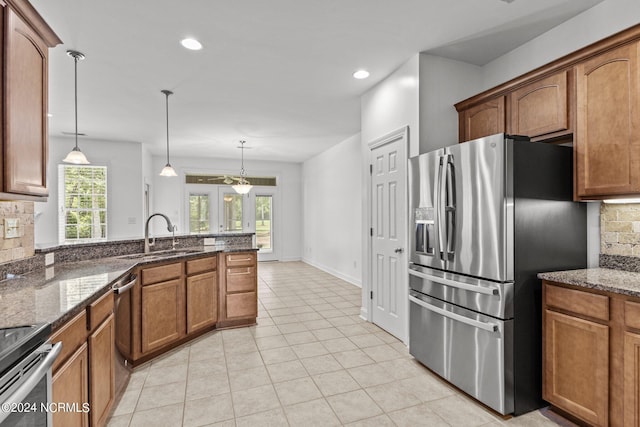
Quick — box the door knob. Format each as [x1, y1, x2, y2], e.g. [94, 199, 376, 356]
[394, 247, 404, 253]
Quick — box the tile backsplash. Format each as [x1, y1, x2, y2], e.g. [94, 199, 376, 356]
[0, 201, 35, 263]
[601, 202, 640, 257]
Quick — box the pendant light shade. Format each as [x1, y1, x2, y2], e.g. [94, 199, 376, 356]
[159, 89, 177, 177]
[63, 50, 90, 165]
[232, 140, 252, 194]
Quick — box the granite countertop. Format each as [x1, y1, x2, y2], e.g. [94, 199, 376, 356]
[538, 268, 640, 298]
[0, 244, 258, 331]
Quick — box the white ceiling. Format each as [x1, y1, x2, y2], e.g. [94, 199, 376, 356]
[32, 0, 602, 163]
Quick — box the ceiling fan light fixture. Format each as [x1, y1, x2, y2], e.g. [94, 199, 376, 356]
[63, 50, 90, 164]
[159, 89, 177, 177]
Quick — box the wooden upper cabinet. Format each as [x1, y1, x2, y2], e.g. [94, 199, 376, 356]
[1, 1, 61, 198]
[575, 41, 640, 199]
[509, 70, 573, 141]
[458, 96, 506, 143]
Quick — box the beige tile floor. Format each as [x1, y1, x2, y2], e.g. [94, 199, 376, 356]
[107, 261, 568, 427]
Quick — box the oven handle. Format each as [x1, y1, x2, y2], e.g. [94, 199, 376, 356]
[0, 342, 62, 424]
[409, 294, 498, 332]
[408, 268, 498, 296]
[113, 273, 138, 295]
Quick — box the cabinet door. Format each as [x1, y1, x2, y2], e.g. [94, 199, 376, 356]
[141, 279, 185, 353]
[186, 271, 217, 333]
[459, 96, 506, 142]
[543, 309, 609, 426]
[510, 70, 572, 140]
[89, 314, 115, 427]
[624, 331, 640, 427]
[52, 343, 89, 427]
[575, 42, 640, 198]
[3, 8, 49, 196]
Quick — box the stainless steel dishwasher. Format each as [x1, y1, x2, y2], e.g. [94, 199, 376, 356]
[112, 273, 137, 397]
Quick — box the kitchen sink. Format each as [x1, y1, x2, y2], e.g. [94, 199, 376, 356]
[117, 249, 203, 261]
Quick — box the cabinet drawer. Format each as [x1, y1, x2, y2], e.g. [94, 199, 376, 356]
[227, 267, 256, 293]
[545, 283, 609, 321]
[226, 292, 257, 319]
[187, 256, 216, 276]
[226, 252, 256, 268]
[87, 290, 114, 331]
[625, 300, 640, 330]
[50, 310, 88, 373]
[142, 262, 182, 285]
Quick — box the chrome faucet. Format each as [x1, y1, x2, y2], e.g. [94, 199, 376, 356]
[144, 213, 175, 254]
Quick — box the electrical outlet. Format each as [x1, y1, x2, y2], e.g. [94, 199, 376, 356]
[3, 218, 19, 239]
[45, 253, 55, 266]
[204, 237, 217, 246]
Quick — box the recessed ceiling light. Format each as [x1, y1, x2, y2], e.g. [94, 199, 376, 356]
[181, 38, 203, 50]
[353, 70, 370, 79]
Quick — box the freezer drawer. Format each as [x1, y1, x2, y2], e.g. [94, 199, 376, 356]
[409, 264, 513, 319]
[409, 291, 514, 415]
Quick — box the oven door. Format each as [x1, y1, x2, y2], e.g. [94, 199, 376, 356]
[0, 342, 62, 426]
[409, 290, 514, 415]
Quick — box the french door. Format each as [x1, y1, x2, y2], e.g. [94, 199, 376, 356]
[186, 185, 277, 261]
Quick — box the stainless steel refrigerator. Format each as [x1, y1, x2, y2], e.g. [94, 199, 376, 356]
[408, 133, 587, 415]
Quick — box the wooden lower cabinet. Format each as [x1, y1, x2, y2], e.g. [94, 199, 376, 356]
[141, 278, 185, 353]
[624, 331, 640, 426]
[219, 252, 258, 325]
[543, 280, 640, 426]
[52, 343, 89, 427]
[88, 314, 115, 427]
[543, 309, 609, 426]
[51, 289, 116, 427]
[186, 271, 217, 333]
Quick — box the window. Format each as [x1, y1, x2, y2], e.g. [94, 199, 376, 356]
[189, 193, 210, 233]
[59, 165, 107, 243]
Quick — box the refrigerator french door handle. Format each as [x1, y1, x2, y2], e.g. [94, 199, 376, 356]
[445, 156, 456, 258]
[409, 294, 498, 332]
[408, 268, 499, 295]
[437, 155, 447, 261]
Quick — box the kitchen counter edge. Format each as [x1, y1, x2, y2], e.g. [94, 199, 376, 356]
[538, 267, 640, 298]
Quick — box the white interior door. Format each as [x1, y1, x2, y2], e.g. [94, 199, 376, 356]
[369, 127, 408, 341]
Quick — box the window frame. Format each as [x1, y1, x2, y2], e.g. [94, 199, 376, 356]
[58, 164, 108, 244]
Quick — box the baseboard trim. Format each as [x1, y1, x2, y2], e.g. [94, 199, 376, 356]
[301, 258, 362, 288]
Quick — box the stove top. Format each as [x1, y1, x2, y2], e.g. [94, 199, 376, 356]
[0, 324, 51, 375]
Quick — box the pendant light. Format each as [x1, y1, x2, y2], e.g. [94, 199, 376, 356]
[232, 141, 252, 194]
[63, 50, 90, 164]
[159, 89, 178, 177]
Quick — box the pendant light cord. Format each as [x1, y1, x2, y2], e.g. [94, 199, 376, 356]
[74, 54, 79, 150]
[162, 90, 173, 164]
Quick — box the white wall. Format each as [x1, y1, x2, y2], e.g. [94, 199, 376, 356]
[418, 54, 482, 152]
[302, 133, 362, 285]
[483, 0, 640, 89]
[35, 137, 145, 245]
[150, 155, 303, 261]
